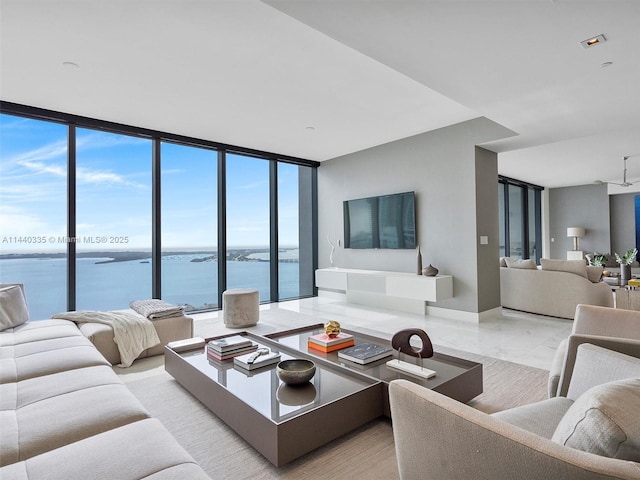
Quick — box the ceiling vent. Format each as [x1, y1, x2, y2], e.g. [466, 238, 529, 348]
[580, 34, 606, 49]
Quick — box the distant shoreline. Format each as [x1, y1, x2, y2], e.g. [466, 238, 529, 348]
[0, 248, 298, 264]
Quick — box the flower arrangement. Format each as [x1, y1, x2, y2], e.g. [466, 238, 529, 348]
[615, 248, 637, 266]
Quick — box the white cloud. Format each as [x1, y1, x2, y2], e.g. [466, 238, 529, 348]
[75, 131, 147, 150]
[7, 141, 148, 189]
[76, 167, 146, 188]
[239, 180, 268, 190]
[18, 160, 67, 178]
[0, 209, 65, 250]
[12, 140, 67, 165]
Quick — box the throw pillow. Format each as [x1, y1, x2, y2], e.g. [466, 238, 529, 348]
[586, 266, 604, 283]
[540, 258, 588, 278]
[0, 284, 29, 331]
[504, 258, 537, 269]
[499, 257, 507, 268]
[552, 378, 640, 461]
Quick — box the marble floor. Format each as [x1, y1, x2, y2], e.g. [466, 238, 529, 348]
[191, 295, 574, 371]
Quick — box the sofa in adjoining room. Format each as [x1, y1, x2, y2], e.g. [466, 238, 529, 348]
[0, 284, 211, 480]
[500, 258, 613, 319]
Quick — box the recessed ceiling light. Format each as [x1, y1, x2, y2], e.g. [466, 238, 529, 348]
[580, 34, 606, 49]
[601, 61, 613, 68]
[62, 61, 80, 68]
[305, 126, 315, 131]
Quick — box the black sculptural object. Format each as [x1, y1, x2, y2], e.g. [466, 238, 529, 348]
[391, 328, 434, 358]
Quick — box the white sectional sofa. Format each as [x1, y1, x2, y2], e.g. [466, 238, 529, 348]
[500, 258, 613, 319]
[0, 285, 211, 480]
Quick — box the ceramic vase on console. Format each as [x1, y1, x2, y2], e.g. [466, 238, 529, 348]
[422, 264, 439, 277]
[416, 246, 423, 275]
[621, 264, 631, 286]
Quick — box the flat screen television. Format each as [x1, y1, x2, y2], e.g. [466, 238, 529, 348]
[343, 191, 416, 249]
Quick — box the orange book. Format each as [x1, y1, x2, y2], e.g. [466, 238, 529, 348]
[307, 339, 355, 353]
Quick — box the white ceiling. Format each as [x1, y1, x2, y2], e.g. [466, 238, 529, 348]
[1, 0, 639, 188]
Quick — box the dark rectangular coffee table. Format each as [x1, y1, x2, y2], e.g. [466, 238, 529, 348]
[164, 332, 382, 467]
[265, 324, 483, 416]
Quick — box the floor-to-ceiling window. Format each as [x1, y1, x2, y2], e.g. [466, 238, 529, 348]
[508, 184, 525, 259]
[498, 185, 506, 258]
[161, 142, 218, 310]
[225, 153, 271, 302]
[0, 115, 68, 319]
[277, 162, 306, 300]
[528, 188, 541, 260]
[75, 128, 152, 311]
[0, 104, 318, 316]
[499, 176, 543, 263]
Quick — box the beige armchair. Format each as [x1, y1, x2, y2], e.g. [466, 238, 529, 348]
[549, 304, 640, 397]
[389, 344, 640, 480]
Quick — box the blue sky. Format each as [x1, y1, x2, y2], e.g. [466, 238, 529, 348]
[0, 114, 299, 253]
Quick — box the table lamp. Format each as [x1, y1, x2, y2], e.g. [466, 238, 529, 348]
[567, 227, 585, 251]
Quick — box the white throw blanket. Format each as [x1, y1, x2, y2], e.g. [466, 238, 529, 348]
[129, 299, 184, 320]
[53, 310, 160, 368]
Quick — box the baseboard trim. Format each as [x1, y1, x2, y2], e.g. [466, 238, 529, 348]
[425, 305, 502, 323]
[317, 290, 346, 299]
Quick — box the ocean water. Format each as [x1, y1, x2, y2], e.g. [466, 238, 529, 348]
[0, 255, 301, 320]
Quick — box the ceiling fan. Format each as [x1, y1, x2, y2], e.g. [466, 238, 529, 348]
[594, 156, 638, 187]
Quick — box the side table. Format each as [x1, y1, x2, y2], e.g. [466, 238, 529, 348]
[613, 287, 640, 311]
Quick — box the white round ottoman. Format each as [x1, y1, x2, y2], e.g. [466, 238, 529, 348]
[222, 288, 259, 328]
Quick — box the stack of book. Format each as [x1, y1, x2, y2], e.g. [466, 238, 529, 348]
[207, 335, 258, 361]
[337, 342, 393, 365]
[167, 337, 206, 353]
[307, 332, 354, 353]
[234, 349, 281, 371]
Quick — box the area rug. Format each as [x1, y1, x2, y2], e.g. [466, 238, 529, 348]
[124, 346, 549, 480]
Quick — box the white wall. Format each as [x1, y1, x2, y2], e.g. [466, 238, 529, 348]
[317, 117, 512, 314]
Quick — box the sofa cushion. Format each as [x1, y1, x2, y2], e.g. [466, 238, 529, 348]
[566, 344, 640, 401]
[0, 343, 110, 384]
[0, 382, 150, 466]
[540, 259, 587, 278]
[492, 396, 574, 439]
[0, 319, 83, 347]
[0, 419, 211, 480]
[0, 365, 122, 411]
[586, 266, 604, 283]
[0, 286, 29, 332]
[552, 378, 640, 461]
[504, 257, 537, 269]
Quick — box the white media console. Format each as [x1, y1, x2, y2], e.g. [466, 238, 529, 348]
[315, 267, 453, 315]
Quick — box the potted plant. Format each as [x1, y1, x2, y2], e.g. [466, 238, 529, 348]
[615, 248, 637, 286]
[589, 254, 608, 267]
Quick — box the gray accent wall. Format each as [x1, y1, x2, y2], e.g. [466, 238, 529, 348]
[475, 146, 501, 312]
[548, 184, 610, 259]
[547, 186, 639, 260]
[317, 117, 512, 314]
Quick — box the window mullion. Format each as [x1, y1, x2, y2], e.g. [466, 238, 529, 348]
[67, 126, 76, 311]
[217, 151, 227, 308]
[152, 139, 161, 298]
[270, 160, 279, 302]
